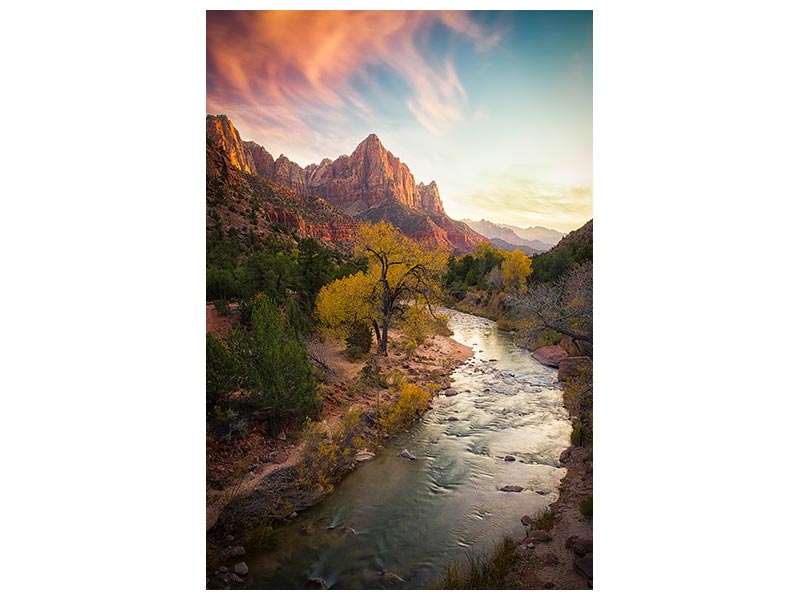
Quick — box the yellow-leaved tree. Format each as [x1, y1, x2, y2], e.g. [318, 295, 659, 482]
[316, 221, 448, 355]
[500, 249, 533, 294]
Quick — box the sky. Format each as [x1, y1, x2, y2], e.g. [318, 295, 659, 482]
[207, 10, 592, 233]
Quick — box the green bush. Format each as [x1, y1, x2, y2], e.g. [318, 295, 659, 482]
[206, 332, 239, 405]
[580, 495, 593, 517]
[345, 320, 372, 360]
[228, 296, 320, 435]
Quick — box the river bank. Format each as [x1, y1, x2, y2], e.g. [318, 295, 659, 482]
[206, 303, 473, 589]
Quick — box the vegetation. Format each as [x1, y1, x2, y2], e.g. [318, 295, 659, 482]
[530, 507, 557, 531]
[378, 381, 432, 435]
[316, 221, 448, 355]
[298, 407, 365, 493]
[580, 495, 593, 518]
[440, 537, 518, 589]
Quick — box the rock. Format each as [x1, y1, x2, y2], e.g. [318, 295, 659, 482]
[504, 455, 516, 462]
[228, 573, 244, 584]
[500, 485, 524, 492]
[525, 530, 553, 543]
[354, 450, 376, 462]
[305, 578, 328, 589]
[521, 515, 533, 527]
[568, 538, 592, 557]
[342, 527, 356, 535]
[290, 512, 298, 519]
[400, 449, 416, 460]
[532, 345, 568, 368]
[228, 546, 245, 558]
[225, 535, 234, 542]
[574, 554, 593, 580]
[277, 430, 287, 441]
[536, 490, 548, 495]
[558, 356, 592, 382]
[234, 562, 248, 576]
[526, 542, 535, 549]
[559, 447, 572, 464]
[218, 566, 228, 573]
[446, 416, 458, 421]
[270, 451, 288, 464]
[444, 389, 458, 396]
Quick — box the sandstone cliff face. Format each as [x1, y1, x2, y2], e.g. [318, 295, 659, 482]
[206, 139, 356, 251]
[206, 115, 257, 175]
[207, 114, 486, 253]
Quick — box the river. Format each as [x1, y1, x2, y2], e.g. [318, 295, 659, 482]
[247, 309, 571, 589]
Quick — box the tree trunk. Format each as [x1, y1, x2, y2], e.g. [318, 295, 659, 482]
[380, 315, 390, 356]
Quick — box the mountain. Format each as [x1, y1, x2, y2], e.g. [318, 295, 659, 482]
[206, 133, 357, 251]
[485, 237, 540, 255]
[503, 223, 564, 246]
[551, 219, 592, 251]
[206, 115, 485, 253]
[462, 219, 555, 253]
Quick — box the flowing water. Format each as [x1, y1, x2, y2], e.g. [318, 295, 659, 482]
[249, 309, 571, 589]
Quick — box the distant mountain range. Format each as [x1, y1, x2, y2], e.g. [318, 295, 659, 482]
[461, 219, 564, 253]
[207, 115, 485, 253]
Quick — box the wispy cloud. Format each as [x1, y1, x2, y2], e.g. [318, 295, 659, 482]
[207, 10, 499, 149]
[450, 173, 593, 232]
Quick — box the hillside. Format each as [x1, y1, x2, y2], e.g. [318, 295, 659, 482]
[207, 115, 486, 253]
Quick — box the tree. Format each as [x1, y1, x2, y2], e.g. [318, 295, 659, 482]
[228, 295, 319, 435]
[316, 221, 448, 356]
[512, 261, 593, 352]
[501, 249, 533, 294]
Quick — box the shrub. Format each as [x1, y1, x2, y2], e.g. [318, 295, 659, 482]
[379, 382, 431, 435]
[245, 521, 277, 550]
[206, 332, 239, 405]
[345, 320, 372, 360]
[580, 495, 593, 518]
[227, 296, 320, 435]
[298, 407, 365, 492]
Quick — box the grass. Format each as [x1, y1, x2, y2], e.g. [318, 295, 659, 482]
[440, 537, 518, 589]
[531, 507, 556, 531]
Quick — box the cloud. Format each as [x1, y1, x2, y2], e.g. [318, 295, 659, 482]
[207, 10, 499, 145]
[451, 175, 593, 232]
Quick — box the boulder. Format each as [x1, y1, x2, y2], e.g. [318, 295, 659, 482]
[444, 388, 458, 397]
[234, 562, 248, 576]
[270, 451, 288, 464]
[228, 573, 244, 584]
[227, 546, 245, 558]
[558, 356, 592, 382]
[504, 455, 516, 462]
[524, 530, 553, 543]
[305, 578, 328, 589]
[532, 345, 568, 368]
[574, 554, 593, 580]
[400, 449, 416, 460]
[354, 450, 376, 462]
[500, 485, 524, 492]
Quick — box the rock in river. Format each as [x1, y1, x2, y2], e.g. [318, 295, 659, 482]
[504, 455, 516, 461]
[354, 450, 376, 462]
[532, 345, 568, 368]
[500, 485, 524, 492]
[400, 449, 416, 460]
[444, 388, 458, 396]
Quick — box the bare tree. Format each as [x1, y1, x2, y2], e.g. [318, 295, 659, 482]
[512, 261, 593, 347]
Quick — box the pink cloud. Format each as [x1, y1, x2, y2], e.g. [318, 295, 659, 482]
[207, 10, 499, 144]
